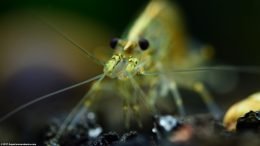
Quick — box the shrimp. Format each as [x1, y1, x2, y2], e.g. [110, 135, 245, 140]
[1, 0, 259, 145]
[44, 0, 224, 143]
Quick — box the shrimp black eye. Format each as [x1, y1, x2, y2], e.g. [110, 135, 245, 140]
[138, 38, 149, 50]
[110, 38, 119, 49]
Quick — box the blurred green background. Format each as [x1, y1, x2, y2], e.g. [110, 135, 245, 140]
[0, 0, 259, 143]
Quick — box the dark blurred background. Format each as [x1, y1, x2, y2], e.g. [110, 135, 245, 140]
[0, 0, 259, 143]
[1, 0, 259, 65]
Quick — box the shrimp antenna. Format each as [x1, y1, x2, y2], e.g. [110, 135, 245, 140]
[51, 73, 106, 143]
[0, 74, 104, 123]
[36, 15, 104, 66]
[142, 65, 260, 76]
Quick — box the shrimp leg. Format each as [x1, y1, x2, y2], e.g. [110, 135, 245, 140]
[159, 74, 186, 116]
[168, 81, 186, 116]
[192, 82, 222, 119]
